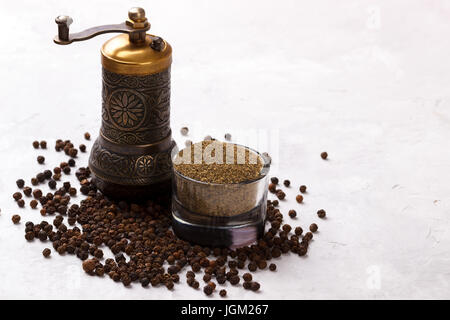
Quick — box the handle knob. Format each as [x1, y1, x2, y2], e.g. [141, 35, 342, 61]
[128, 7, 146, 22]
[55, 15, 73, 42]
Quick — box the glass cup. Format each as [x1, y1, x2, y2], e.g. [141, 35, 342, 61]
[171, 143, 270, 248]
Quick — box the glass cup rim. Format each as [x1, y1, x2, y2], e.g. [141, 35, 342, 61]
[172, 142, 271, 186]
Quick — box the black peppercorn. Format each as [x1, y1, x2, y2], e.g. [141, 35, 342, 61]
[276, 190, 286, 200]
[32, 141, 39, 149]
[294, 227, 303, 236]
[317, 209, 326, 218]
[11, 214, 21, 224]
[16, 179, 25, 188]
[37, 156, 45, 164]
[203, 285, 213, 296]
[17, 199, 25, 208]
[269, 263, 277, 271]
[82, 259, 96, 274]
[13, 192, 22, 201]
[30, 199, 38, 209]
[268, 183, 277, 193]
[203, 274, 212, 282]
[68, 159, 76, 167]
[141, 278, 150, 287]
[42, 248, 51, 257]
[48, 180, 57, 189]
[229, 275, 240, 285]
[296, 194, 303, 203]
[250, 282, 260, 291]
[36, 173, 45, 182]
[219, 289, 227, 297]
[321, 152, 328, 160]
[299, 185, 307, 193]
[23, 186, 32, 196]
[283, 180, 290, 187]
[79, 144, 86, 152]
[32, 189, 42, 199]
[288, 209, 297, 218]
[243, 273, 252, 282]
[69, 148, 78, 158]
[84, 132, 91, 140]
[38, 230, 47, 241]
[270, 177, 279, 184]
[309, 223, 318, 232]
[25, 231, 34, 241]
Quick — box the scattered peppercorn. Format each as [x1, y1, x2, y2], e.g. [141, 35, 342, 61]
[82, 259, 96, 274]
[79, 144, 86, 152]
[268, 183, 276, 193]
[69, 148, 78, 158]
[36, 173, 45, 182]
[68, 159, 76, 167]
[32, 189, 42, 199]
[288, 209, 297, 218]
[40, 141, 47, 149]
[17, 199, 25, 208]
[84, 132, 91, 140]
[243, 273, 252, 282]
[30, 200, 38, 209]
[296, 194, 303, 203]
[16, 179, 25, 188]
[32, 141, 40, 149]
[203, 285, 213, 296]
[13, 192, 22, 201]
[250, 282, 260, 291]
[269, 263, 277, 271]
[37, 156, 45, 164]
[309, 223, 318, 232]
[270, 177, 279, 184]
[276, 190, 286, 200]
[317, 209, 326, 218]
[25, 231, 34, 241]
[295, 226, 303, 236]
[23, 186, 32, 196]
[42, 248, 51, 257]
[321, 152, 328, 160]
[219, 289, 227, 297]
[299, 185, 307, 193]
[12, 215, 21, 224]
[283, 180, 290, 187]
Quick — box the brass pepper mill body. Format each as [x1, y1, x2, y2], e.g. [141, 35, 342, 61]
[54, 8, 175, 200]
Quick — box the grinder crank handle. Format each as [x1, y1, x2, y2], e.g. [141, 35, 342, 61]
[53, 7, 156, 46]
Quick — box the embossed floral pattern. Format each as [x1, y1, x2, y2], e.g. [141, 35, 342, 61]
[136, 155, 154, 176]
[109, 91, 145, 129]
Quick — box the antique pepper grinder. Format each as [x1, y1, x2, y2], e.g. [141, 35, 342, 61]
[54, 7, 175, 199]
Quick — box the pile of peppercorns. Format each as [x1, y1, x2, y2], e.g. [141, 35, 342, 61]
[9, 134, 328, 297]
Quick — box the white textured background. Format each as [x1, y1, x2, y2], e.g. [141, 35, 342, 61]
[0, 0, 449, 299]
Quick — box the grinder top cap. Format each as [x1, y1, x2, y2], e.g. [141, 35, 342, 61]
[54, 7, 172, 75]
